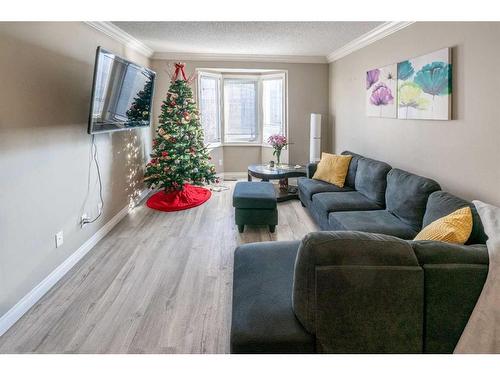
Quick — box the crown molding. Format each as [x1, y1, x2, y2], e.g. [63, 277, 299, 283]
[85, 21, 413, 64]
[152, 52, 328, 64]
[327, 21, 415, 62]
[84, 21, 154, 58]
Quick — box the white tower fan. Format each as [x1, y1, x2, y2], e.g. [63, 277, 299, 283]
[309, 113, 322, 163]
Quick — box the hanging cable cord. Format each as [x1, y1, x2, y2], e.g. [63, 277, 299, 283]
[82, 135, 104, 225]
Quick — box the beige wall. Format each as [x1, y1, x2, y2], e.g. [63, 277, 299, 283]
[330, 22, 500, 206]
[209, 145, 287, 174]
[222, 146, 261, 173]
[0, 22, 151, 317]
[151, 59, 330, 170]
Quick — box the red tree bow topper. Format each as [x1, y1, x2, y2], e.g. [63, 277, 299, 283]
[173, 63, 187, 81]
[167, 62, 197, 84]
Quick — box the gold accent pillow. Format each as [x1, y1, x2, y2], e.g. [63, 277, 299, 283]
[414, 206, 473, 244]
[312, 153, 352, 188]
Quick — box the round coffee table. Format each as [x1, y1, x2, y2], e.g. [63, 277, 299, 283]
[247, 164, 307, 202]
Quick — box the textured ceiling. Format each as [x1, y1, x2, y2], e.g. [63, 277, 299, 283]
[112, 22, 383, 56]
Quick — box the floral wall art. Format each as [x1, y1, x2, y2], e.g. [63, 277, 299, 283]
[366, 64, 397, 118]
[366, 48, 452, 120]
[397, 48, 452, 120]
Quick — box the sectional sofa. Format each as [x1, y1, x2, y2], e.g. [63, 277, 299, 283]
[230, 151, 489, 354]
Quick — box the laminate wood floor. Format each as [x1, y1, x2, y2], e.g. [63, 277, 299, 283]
[0, 181, 318, 353]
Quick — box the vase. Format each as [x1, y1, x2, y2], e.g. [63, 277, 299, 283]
[275, 149, 281, 166]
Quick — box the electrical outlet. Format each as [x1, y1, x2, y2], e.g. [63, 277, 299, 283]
[81, 213, 89, 228]
[218, 159, 223, 166]
[55, 231, 64, 248]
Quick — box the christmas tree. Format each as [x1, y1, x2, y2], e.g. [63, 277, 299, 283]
[144, 63, 217, 193]
[126, 79, 153, 123]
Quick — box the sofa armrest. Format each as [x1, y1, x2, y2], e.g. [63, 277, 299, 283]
[292, 231, 424, 353]
[306, 162, 318, 178]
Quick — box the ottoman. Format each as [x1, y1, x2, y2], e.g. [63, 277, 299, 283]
[233, 182, 278, 233]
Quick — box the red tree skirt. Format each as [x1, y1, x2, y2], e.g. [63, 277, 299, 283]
[146, 184, 211, 212]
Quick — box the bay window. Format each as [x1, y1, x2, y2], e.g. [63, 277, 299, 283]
[197, 71, 286, 146]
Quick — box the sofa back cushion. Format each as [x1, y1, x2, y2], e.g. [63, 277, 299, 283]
[386, 169, 441, 230]
[341, 150, 363, 188]
[423, 191, 488, 244]
[354, 157, 392, 206]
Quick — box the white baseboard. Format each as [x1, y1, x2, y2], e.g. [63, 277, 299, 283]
[219, 172, 248, 181]
[0, 189, 150, 337]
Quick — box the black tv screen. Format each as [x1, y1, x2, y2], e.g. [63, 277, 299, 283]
[88, 47, 156, 134]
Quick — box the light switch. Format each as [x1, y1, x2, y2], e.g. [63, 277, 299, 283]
[55, 231, 64, 248]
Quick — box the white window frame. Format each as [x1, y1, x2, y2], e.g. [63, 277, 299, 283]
[197, 71, 222, 148]
[261, 72, 287, 148]
[196, 70, 287, 148]
[222, 74, 261, 145]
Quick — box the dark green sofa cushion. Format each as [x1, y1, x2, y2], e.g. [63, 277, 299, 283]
[340, 150, 364, 188]
[297, 177, 353, 202]
[233, 181, 277, 209]
[309, 191, 382, 230]
[412, 241, 488, 265]
[328, 210, 418, 239]
[231, 241, 314, 353]
[354, 158, 392, 207]
[385, 168, 441, 231]
[312, 191, 382, 214]
[306, 163, 318, 178]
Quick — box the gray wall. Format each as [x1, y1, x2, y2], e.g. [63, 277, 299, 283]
[330, 22, 500, 206]
[151, 59, 330, 170]
[0, 22, 151, 317]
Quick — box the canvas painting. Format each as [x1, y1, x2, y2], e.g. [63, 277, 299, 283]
[366, 64, 397, 118]
[397, 48, 452, 120]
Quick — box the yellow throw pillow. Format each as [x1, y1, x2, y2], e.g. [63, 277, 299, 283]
[312, 153, 352, 188]
[414, 207, 473, 244]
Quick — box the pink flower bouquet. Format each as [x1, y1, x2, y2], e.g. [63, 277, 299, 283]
[267, 134, 289, 165]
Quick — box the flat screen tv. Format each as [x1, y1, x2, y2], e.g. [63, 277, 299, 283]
[88, 47, 156, 134]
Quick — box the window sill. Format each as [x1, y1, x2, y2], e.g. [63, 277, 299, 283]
[206, 142, 223, 150]
[206, 143, 279, 148]
[223, 143, 262, 147]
